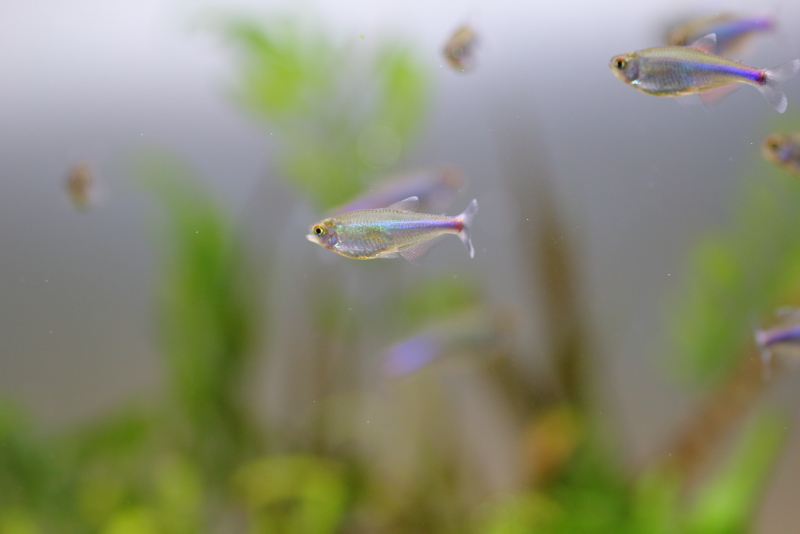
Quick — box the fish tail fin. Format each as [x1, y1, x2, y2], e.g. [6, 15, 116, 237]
[457, 199, 478, 258]
[759, 59, 800, 113]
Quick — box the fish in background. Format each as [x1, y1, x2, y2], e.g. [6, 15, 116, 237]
[384, 307, 518, 375]
[754, 308, 800, 372]
[332, 166, 464, 216]
[443, 25, 478, 72]
[306, 196, 477, 264]
[666, 12, 775, 58]
[66, 161, 97, 210]
[762, 132, 800, 174]
[609, 34, 800, 112]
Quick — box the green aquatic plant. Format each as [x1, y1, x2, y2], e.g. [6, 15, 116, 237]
[213, 15, 428, 209]
[136, 152, 264, 485]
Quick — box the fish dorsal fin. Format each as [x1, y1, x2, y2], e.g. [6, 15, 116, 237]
[388, 196, 419, 212]
[400, 234, 448, 265]
[689, 33, 717, 54]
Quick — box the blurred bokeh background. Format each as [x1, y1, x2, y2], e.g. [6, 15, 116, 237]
[2, 0, 800, 532]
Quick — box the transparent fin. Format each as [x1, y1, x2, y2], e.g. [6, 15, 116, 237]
[675, 94, 699, 107]
[457, 199, 478, 258]
[698, 84, 740, 108]
[759, 59, 800, 113]
[377, 252, 400, 259]
[388, 196, 419, 212]
[399, 235, 447, 265]
[689, 33, 717, 54]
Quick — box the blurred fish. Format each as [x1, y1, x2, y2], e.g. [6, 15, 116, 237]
[666, 13, 775, 58]
[754, 308, 800, 368]
[762, 132, 800, 174]
[333, 166, 464, 215]
[443, 25, 478, 72]
[384, 307, 518, 375]
[610, 34, 800, 112]
[306, 196, 477, 264]
[66, 161, 96, 210]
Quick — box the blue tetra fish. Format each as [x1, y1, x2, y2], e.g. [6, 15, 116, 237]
[755, 308, 800, 367]
[610, 34, 800, 112]
[666, 12, 775, 58]
[307, 196, 477, 265]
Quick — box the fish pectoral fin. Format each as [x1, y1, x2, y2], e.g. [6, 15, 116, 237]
[388, 196, 420, 212]
[399, 235, 448, 265]
[698, 84, 740, 108]
[689, 33, 717, 54]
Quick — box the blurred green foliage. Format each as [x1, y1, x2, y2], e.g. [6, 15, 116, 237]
[0, 11, 793, 534]
[673, 159, 800, 382]
[137, 152, 262, 485]
[235, 455, 347, 534]
[673, 113, 800, 383]
[214, 15, 428, 209]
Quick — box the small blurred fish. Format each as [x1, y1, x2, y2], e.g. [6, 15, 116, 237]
[66, 161, 96, 210]
[384, 307, 518, 375]
[754, 308, 800, 371]
[443, 25, 478, 72]
[762, 132, 800, 174]
[666, 12, 775, 58]
[333, 166, 464, 215]
[610, 34, 800, 112]
[306, 196, 477, 264]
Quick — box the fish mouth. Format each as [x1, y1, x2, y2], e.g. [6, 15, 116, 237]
[306, 234, 318, 243]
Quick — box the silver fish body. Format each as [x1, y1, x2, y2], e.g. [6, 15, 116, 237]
[610, 34, 799, 112]
[307, 196, 477, 264]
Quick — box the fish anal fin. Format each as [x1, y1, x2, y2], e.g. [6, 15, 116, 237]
[699, 83, 740, 108]
[675, 94, 698, 107]
[689, 33, 717, 54]
[388, 196, 419, 212]
[399, 234, 448, 265]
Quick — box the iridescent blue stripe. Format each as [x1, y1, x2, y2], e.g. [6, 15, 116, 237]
[764, 324, 800, 345]
[382, 219, 458, 231]
[685, 61, 762, 83]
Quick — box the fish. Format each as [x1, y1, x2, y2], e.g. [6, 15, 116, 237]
[754, 308, 800, 375]
[384, 307, 517, 375]
[762, 132, 800, 174]
[443, 25, 478, 72]
[306, 196, 477, 265]
[666, 13, 775, 58]
[66, 161, 96, 210]
[332, 166, 464, 215]
[610, 34, 800, 112]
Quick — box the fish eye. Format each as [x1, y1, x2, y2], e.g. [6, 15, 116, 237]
[614, 57, 626, 69]
[313, 225, 325, 236]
